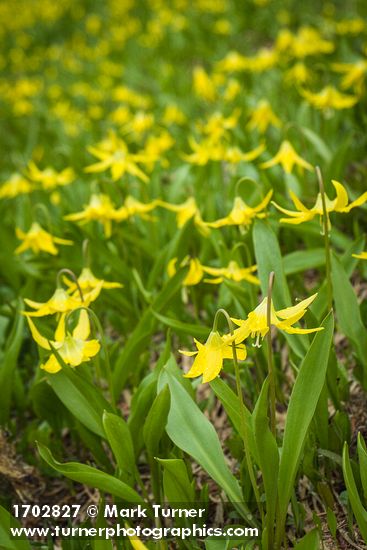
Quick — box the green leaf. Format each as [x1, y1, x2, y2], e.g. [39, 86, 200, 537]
[331, 253, 367, 376]
[152, 310, 210, 338]
[301, 126, 332, 163]
[103, 411, 136, 485]
[156, 458, 195, 503]
[293, 528, 320, 549]
[143, 384, 171, 458]
[47, 369, 112, 438]
[342, 442, 367, 542]
[0, 504, 32, 549]
[283, 248, 325, 276]
[252, 378, 279, 548]
[37, 442, 145, 505]
[164, 372, 252, 521]
[0, 307, 24, 424]
[276, 313, 334, 546]
[357, 433, 367, 503]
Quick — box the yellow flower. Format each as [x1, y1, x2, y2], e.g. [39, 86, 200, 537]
[180, 331, 246, 383]
[205, 190, 273, 229]
[24, 284, 102, 317]
[162, 104, 187, 126]
[15, 223, 73, 255]
[260, 140, 313, 174]
[27, 311, 100, 373]
[63, 267, 123, 294]
[272, 180, 367, 227]
[168, 257, 204, 286]
[203, 261, 259, 285]
[64, 194, 119, 238]
[353, 252, 367, 260]
[85, 133, 148, 182]
[138, 131, 175, 170]
[232, 293, 322, 347]
[192, 66, 216, 102]
[247, 100, 281, 134]
[0, 173, 33, 199]
[332, 60, 367, 93]
[183, 136, 264, 166]
[300, 86, 358, 111]
[157, 197, 209, 235]
[27, 162, 75, 190]
[284, 62, 313, 86]
[114, 196, 159, 222]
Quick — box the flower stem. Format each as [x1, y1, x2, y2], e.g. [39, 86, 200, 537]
[266, 271, 276, 436]
[56, 268, 84, 303]
[213, 308, 263, 522]
[316, 166, 333, 311]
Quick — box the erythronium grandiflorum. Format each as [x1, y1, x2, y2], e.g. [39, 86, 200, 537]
[203, 261, 259, 285]
[156, 197, 209, 235]
[15, 222, 73, 255]
[353, 252, 367, 260]
[231, 293, 322, 347]
[114, 196, 159, 222]
[0, 173, 33, 199]
[27, 310, 100, 373]
[247, 99, 281, 134]
[23, 283, 103, 317]
[205, 190, 272, 229]
[260, 140, 313, 173]
[180, 331, 246, 383]
[272, 180, 367, 228]
[63, 267, 123, 294]
[26, 162, 75, 190]
[64, 193, 119, 238]
[300, 85, 358, 110]
[167, 257, 204, 286]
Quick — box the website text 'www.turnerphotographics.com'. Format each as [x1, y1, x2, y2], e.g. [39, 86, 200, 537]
[10, 503, 260, 541]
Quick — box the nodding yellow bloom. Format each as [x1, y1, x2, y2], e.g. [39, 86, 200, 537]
[260, 140, 313, 174]
[183, 136, 264, 166]
[162, 104, 187, 126]
[335, 18, 365, 36]
[247, 100, 281, 134]
[272, 180, 367, 228]
[27, 311, 100, 373]
[168, 257, 204, 286]
[192, 66, 217, 102]
[284, 62, 313, 86]
[27, 162, 75, 190]
[0, 173, 33, 199]
[23, 284, 102, 317]
[203, 261, 259, 285]
[232, 293, 322, 347]
[180, 331, 246, 383]
[156, 197, 209, 235]
[85, 134, 148, 182]
[276, 26, 334, 58]
[353, 252, 367, 260]
[114, 196, 159, 222]
[205, 190, 273, 229]
[332, 60, 367, 93]
[15, 223, 73, 255]
[138, 131, 175, 170]
[300, 86, 358, 111]
[63, 267, 123, 294]
[64, 193, 119, 238]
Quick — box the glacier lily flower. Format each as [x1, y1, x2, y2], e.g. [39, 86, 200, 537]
[27, 162, 75, 190]
[64, 194, 119, 238]
[260, 140, 313, 173]
[272, 180, 367, 228]
[23, 284, 103, 317]
[180, 331, 246, 383]
[157, 197, 209, 235]
[15, 223, 73, 255]
[247, 100, 281, 134]
[63, 267, 123, 294]
[203, 261, 259, 285]
[0, 173, 33, 199]
[232, 293, 322, 347]
[27, 311, 100, 373]
[352, 252, 367, 260]
[300, 85, 358, 111]
[205, 190, 272, 229]
[168, 257, 204, 286]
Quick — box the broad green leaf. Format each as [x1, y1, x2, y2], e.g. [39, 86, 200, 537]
[252, 379, 278, 549]
[331, 253, 367, 381]
[47, 369, 112, 438]
[152, 310, 210, 338]
[301, 126, 331, 163]
[143, 384, 171, 458]
[342, 442, 367, 542]
[37, 443, 145, 505]
[293, 528, 320, 549]
[156, 458, 195, 503]
[283, 248, 324, 276]
[357, 433, 367, 503]
[128, 376, 157, 455]
[0, 307, 24, 424]
[276, 313, 333, 546]
[164, 372, 252, 521]
[0, 504, 32, 549]
[103, 411, 136, 485]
